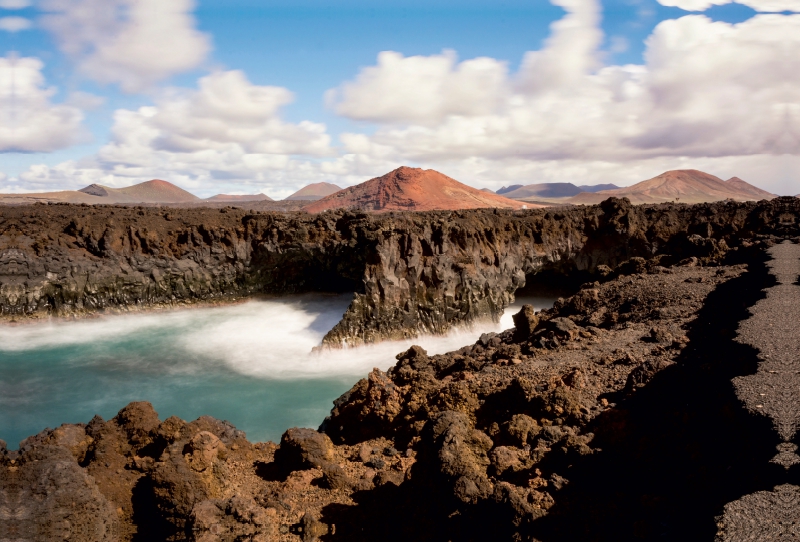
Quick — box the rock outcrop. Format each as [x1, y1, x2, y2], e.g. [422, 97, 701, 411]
[1, 197, 798, 348]
[4, 235, 793, 541]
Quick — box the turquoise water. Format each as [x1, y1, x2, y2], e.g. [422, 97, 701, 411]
[0, 295, 554, 449]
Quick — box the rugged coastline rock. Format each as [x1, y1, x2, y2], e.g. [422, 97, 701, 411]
[3, 239, 794, 541]
[1, 197, 797, 347]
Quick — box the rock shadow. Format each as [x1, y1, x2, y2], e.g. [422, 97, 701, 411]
[531, 251, 785, 541]
[317, 251, 788, 542]
[130, 476, 177, 542]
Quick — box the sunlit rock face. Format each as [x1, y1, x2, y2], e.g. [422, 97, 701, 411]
[1, 197, 799, 346]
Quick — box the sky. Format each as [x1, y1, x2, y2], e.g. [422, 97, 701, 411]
[0, 0, 797, 198]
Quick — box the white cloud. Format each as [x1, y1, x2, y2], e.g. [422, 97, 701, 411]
[327, 3, 799, 187]
[656, 0, 731, 10]
[517, 0, 603, 93]
[0, 15, 31, 32]
[39, 0, 211, 93]
[0, 0, 31, 8]
[657, 0, 799, 12]
[0, 56, 86, 152]
[12, 71, 335, 197]
[327, 50, 509, 124]
[7, 0, 798, 197]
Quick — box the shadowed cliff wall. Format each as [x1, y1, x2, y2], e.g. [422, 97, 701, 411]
[1, 197, 797, 345]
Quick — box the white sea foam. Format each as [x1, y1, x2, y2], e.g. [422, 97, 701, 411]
[0, 294, 555, 380]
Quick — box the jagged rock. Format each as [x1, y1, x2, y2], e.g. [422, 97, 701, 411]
[4, 213, 799, 541]
[420, 411, 494, 504]
[512, 304, 539, 339]
[275, 428, 335, 472]
[0, 444, 119, 541]
[186, 432, 226, 472]
[3, 198, 798, 346]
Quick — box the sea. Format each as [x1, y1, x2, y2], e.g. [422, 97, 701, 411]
[0, 294, 555, 449]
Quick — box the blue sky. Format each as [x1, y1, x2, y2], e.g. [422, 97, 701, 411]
[0, 0, 796, 197]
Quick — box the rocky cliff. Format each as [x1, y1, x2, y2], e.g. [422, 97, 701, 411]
[1, 197, 797, 347]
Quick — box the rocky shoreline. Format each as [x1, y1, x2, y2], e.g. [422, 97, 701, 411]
[2, 197, 798, 346]
[2, 197, 800, 541]
[3, 232, 798, 541]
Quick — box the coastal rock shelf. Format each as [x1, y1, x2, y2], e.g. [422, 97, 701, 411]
[1, 197, 798, 346]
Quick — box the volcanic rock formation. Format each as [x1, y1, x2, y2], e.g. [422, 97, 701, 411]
[1, 197, 799, 348]
[5, 233, 800, 541]
[568, 169, 775, 204]
[304, 167, 530, 212]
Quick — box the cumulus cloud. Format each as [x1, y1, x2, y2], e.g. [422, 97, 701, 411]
[7, 0, 798, 196]
[12, 71, 334, 197]
[327, 51, 509, 124]
[327, 0, 799, 189]
[657, 0, 799, 12]
[0, 0, 31, 8]
[39, 0, 211, 93]
[0, 16, 31, 31]
[0, 56, 86, 152]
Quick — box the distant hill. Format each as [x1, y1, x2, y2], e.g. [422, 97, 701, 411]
[0, 179, 202, 205]
[500, 182, 621, 200]
[724, 177, 774, 200]
[304, 167, 537, 213]
[78, 180, 201, 204]
[497, 185, 524, 195]
[285, 182, 342, 201]
[567, 170, 775, 205]
[204, 194, 273, 202]
[586, 184, 621, 192]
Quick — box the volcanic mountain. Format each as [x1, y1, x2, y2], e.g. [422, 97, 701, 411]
[724, 177, 775, 200]
[204, 193, 273, 202]
[500, 182, 621, 200]
[303, 167, 534, 213]
[285, 182, 342, 201]
[567, 170, 775, 205]
[0, 180, 202, 205]
[78, 180, 201, 204]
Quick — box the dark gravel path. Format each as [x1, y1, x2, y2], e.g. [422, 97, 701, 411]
[718, 241, 800, 540]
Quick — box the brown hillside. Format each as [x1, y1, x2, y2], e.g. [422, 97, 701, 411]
[1, 180, 202, 206]
[567, 170, 775, 205]
[76, 180, 200, 204]
[285, 182, 342, 201]
[304, 167, 535, 213]
[725, 177, 774, 200]
[104, 180, 200, 203]
[205, 194, 273, 202]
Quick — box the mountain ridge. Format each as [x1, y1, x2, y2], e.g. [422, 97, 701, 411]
[567, 170, 775, 204]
